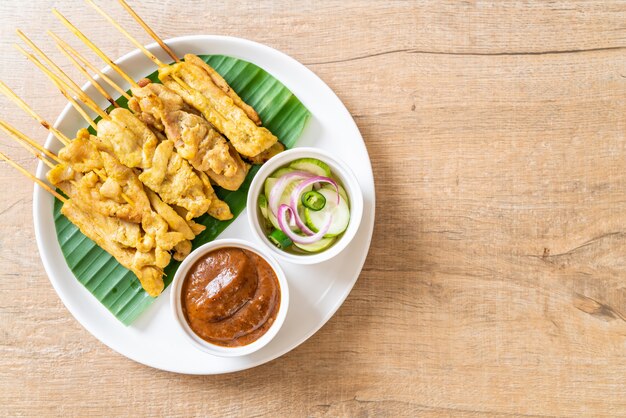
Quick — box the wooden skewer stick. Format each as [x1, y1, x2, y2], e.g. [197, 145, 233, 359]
[15, 45, 110, 122]
[93, 168, 109, 183]
[55, 41, 119, 108]
[15, 45, 97, 129]
[0, 80, 71, 146]
[3, 136, 55, 169]
[52, 9, 139, 88]
[0, 120, 61, 164]
[27, 49, 110, 121]
[116, 0, 179, 63]
[36, 153, 56, 168]
[15, 47, 96, 130]
[85, 0, 166, 68]
[171, 74, 195, 95]
[121, 192, 134, 207]
[0, 150, 67, 202]
[49, 31, 131, 101]
[15, 39, 108, 122]
[0, 124, 56, 169]
[16, 30, 86, 99]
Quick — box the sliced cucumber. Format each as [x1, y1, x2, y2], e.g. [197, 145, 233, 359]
[321, 183, 349, 204]
[304, 188, 350, 237]
[264, 177, 277, 200]
[268, 229, 292, 249]
[294, 237, 336, 253]
[267, 210, 280, 230]
[270, 167, 297, 178]
[262, 179, 280, 229]
[258, 194, 269, 219]
[289, 158, 331, 177]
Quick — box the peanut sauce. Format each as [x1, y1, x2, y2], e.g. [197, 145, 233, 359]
[181, 247, 280, 347]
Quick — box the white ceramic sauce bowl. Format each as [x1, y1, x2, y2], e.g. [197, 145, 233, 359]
[170, 238, 289, 357]
[247, 147, 364, 265]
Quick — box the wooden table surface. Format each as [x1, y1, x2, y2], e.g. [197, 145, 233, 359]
[1, 1, 626, 416]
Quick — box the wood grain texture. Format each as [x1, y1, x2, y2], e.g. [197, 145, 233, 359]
[1, 0, 626, 416]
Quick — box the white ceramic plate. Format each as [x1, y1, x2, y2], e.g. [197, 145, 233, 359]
[33, 35, 375, 374]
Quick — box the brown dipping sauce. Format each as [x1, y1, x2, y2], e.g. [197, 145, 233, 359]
[181, 247, 281, 347]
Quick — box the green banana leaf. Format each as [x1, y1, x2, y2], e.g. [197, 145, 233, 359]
[52, 55, 310, 325]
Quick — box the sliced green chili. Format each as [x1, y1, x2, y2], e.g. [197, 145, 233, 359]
[301, 190, 326, 211]
[268, 228, 293, 249]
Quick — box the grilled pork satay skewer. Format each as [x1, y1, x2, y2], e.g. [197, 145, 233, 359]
[116, 0, 180, 62]
[0, 108, 198, 295]
[1, 82, 144, 221]
[63, 201, 166, 297]
[0, 116, 143, 223]
[51, 12, 231, 218]
[72, 3, 276, 158]
[19, 41, 218, 221]
[49, 30, 248, 200]
[49, 21, 250, 192]
[0, 76, 205, 244]
[0, 104, 202, 264]
[2, 80, 207, 239]
[0, 148, 165, 296]
[159, 60, 278, 157]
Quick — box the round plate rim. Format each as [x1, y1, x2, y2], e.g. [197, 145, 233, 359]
[32, 34, 375, 374]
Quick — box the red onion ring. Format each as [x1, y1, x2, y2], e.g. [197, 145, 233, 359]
[268, 171, 313, 216]
[289, 176, 339, 236]
[277, 204, 331, 244]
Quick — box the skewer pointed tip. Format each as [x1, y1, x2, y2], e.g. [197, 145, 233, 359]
[13, 43, 28, 55]
[52, 9, 69, 24]
[86, 0, 166, 68]
[116, 0, 180, 63]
